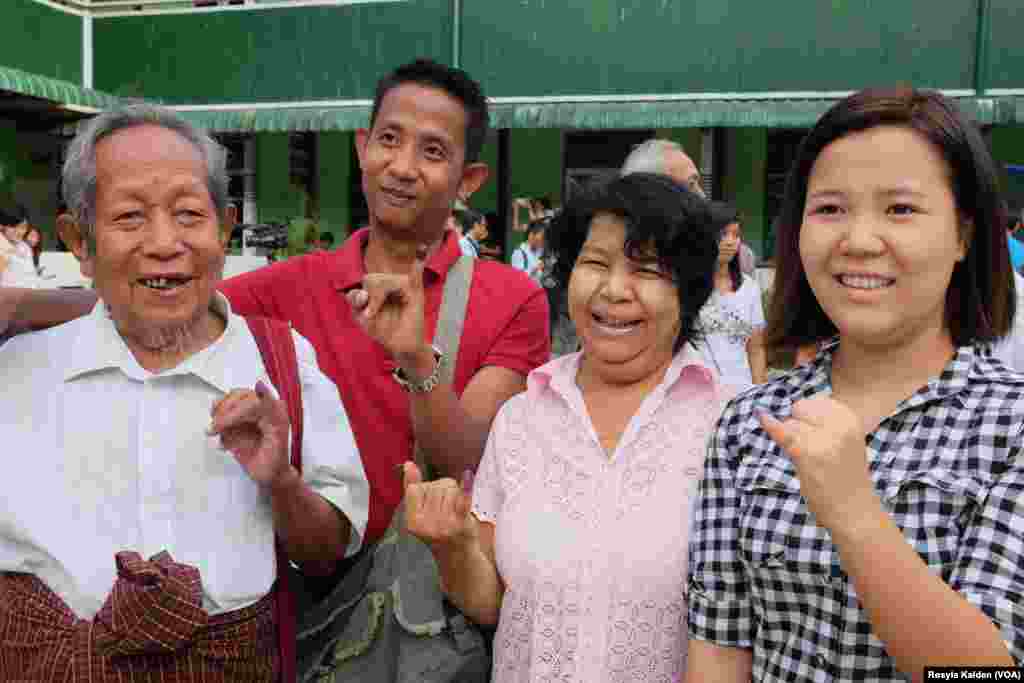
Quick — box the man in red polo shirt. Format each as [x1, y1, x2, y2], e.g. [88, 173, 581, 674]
[221, 59, 548, 542]
[0, 59, 549, 543]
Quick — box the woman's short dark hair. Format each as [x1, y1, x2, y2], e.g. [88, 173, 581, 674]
[766, 87, 1013, 352]
[547, 172, 721, 352]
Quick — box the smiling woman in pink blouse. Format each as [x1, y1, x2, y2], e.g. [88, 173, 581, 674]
[403, 172, 733, 682]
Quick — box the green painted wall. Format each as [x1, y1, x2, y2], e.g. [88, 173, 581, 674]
[722, 128, 768, 258]
[470, 136, 500, 215]
[655, 128, 703, 170]
[2, 0, 81, 84]
[317, 132, 353, 238]
[94, 0, 450, 103]
[990, 127, 1024, 165]
[463, 0, 977, 98]
[986, 0, 1024, 90]
[0, 123, 20, 200]
[255, 134, 306, 224]
[506, 129, 563, 259]
[990, 126, 1024, 209]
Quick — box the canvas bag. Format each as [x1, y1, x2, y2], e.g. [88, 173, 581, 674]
[246, 315, 305, 683]
[295, 254, 492, 683]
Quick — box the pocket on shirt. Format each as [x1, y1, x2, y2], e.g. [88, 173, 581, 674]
[883, 469, 985, 574]
[737, 461, 839, 586]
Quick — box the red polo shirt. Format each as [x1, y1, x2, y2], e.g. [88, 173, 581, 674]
[219, 228, 550, 542]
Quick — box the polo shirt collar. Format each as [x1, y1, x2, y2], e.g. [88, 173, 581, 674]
[529, 342, 717, 400]
[328, 226, 462, 291]
[63, 293, 249, 395]
[778, 336, 976, 417]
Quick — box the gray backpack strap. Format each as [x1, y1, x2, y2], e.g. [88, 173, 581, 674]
[433, 253, 475, 386]
[410, 253, 474, 476]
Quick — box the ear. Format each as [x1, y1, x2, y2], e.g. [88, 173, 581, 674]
[457, 162, 490, 204]
[57, 213, 95, 279]
[957, 217, 973, 263]
[221, 204, 238, 248]
[355, 128, 370, 170]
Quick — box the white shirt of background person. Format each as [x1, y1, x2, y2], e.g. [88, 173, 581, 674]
[0, 232, 43, 288]
[992, 271, 1024, 371]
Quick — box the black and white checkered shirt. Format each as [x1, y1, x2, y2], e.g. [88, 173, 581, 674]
[688, 341, 1024, 681]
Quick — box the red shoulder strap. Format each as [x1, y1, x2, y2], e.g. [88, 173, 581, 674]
[245, 315, 301, 683]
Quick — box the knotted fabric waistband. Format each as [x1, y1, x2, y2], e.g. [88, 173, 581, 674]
[0, 550, 279, 682]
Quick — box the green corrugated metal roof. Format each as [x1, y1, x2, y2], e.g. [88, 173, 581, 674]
[0, 64, 123, 111]
[176, 106, 372, 133]
[177, 95, 1024, 133]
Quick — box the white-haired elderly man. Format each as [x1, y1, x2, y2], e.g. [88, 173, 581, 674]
[0, 104, 369, 682]
[621, 139, 757, 274]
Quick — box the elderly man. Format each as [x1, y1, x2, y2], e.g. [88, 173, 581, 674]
[0, 104, 369, 681]
[621, 138, 758, 274]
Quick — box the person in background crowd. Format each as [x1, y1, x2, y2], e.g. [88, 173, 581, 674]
[457, 207, 488, 258]
[622, 138, 759, 278]
[698, 204, 768, 387]
[510, 220, 546, 283]
[0, 58, 551, 549]
[0, 206, 45, 288]
[512, 195, 553, 234]
[0, 103, 369, 680]
[621, 138, 705, 197]
[404, 173, 735, 682]
[687, 87, 1023, 682]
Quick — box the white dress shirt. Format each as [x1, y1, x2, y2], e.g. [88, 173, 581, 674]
[0, 294, 369, 619]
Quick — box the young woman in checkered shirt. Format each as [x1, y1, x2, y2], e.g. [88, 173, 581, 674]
[687, 88, 1023, 682]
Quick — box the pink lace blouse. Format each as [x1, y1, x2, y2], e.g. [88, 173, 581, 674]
[472, 346, 733, 683]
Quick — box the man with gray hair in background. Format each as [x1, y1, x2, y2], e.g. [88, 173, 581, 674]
[0, 103, 369, 681]
[621, 138, 757, 275]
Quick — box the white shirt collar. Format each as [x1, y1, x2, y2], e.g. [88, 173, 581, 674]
[63, 292, 252, 395]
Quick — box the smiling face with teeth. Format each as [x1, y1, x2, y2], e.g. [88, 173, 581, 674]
[67, 124, 229, 362]
[799, 125, 967, 354]
[569, 213, 682, 388]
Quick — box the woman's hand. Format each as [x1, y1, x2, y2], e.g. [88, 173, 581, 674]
[403, 461, 478, 554]
[759, 396, 881, 536]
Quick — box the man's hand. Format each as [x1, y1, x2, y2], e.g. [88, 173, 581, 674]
[346, 248, 434, 377]
[758, 396, 880, 535]
[403, 461, 478, 554]
[208, 381, 295, 490]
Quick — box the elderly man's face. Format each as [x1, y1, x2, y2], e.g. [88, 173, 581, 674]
[82, 124, 227, 349]
[663, 150, 704, 197]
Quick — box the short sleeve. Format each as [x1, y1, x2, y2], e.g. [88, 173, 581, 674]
[687, 410, 756, 648]
[948, 435, 1024, 664]
[471, 402, 508, 526]
[293, 330, 370, 557]
[482, 287, 550, 378]
[744, 276, 766, 330]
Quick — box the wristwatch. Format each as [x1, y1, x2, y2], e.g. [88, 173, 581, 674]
[392, 346, 445, 393]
